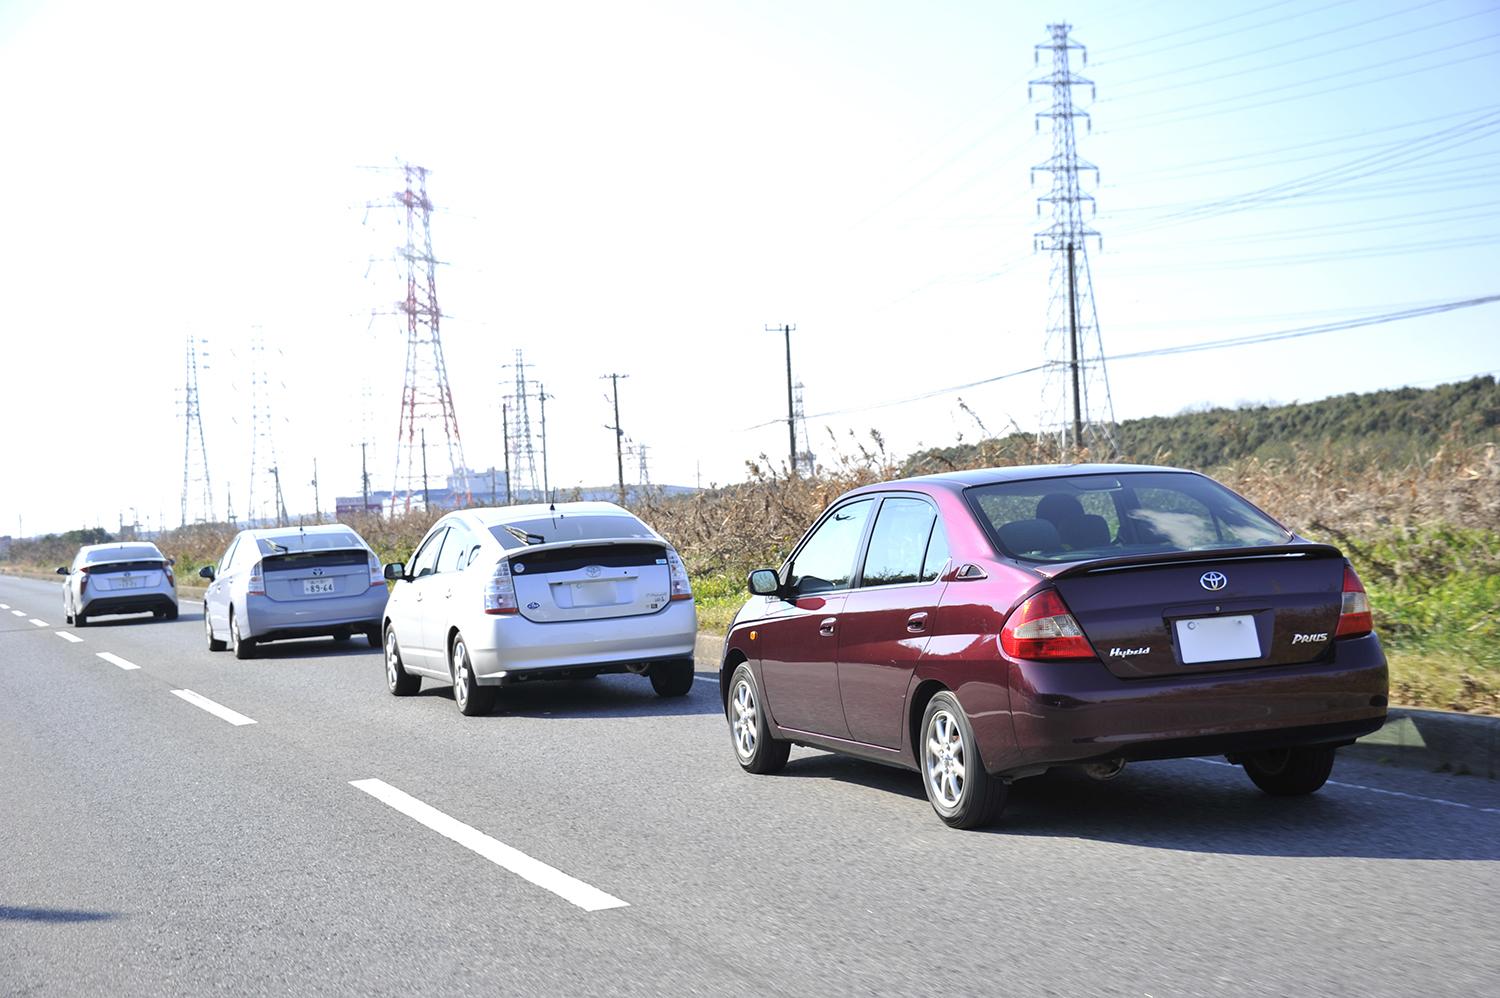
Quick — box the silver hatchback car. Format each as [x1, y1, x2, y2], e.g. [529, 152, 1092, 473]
[58, 542, 178, 626]
[200, 524, 389, 659]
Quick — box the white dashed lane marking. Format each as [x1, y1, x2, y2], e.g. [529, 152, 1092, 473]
[350, 779, 629, 913]
[0, 603, 9, 609]
[55, 631, 83, 643]
[170, 689, 256, 726]
[96, 652, 141, 671]
[28, 618, 48, 627]
[10, 610, 24, 617]
[1189, 757, 1500, 815]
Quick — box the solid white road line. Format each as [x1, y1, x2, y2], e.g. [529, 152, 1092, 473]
[55, 631, 83, 643]
[1189, 757, 1500, 815]
[96, 652, 141, 671]
[350, 779, 629, 912]
[170, 689, 257, 726]
[29, 618, 48, 627]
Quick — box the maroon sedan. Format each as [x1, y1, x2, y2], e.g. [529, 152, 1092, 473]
[719, 465, 1387, 829]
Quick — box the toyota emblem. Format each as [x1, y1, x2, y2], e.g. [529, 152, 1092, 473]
[585, 565, 603, 578]
[1199, 571, 1227, 592]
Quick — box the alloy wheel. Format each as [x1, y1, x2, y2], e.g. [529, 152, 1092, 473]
[731, 678, 758, 761]
[386, 631, 401, 691]
[453, 641, 470, 709]
[924, 708, 967, 809]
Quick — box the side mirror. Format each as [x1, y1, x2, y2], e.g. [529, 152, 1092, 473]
[198, 566, 215, 580]
[383, 562, 406, 581]
[747, 568, 783, 597]
[56, 566, 69, 576]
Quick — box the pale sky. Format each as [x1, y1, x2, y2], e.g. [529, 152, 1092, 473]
[2, 0, 1497, 536]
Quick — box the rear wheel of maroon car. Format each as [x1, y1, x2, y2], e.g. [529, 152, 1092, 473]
[1240, 745, 1337, 796]
[728, 664, 790, 775]
[920, 692, 1007, 829]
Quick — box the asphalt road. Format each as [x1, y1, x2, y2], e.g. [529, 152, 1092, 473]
[2, 574, 1497, 997]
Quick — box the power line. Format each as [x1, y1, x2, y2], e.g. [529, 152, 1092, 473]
[1094, 0, 1311, 58]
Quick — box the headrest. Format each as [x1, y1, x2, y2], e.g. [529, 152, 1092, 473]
[998, 518, 1062, 556]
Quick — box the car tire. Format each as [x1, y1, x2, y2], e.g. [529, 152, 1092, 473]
[727, 664, 790, 775]
[451, 634, 495, 717]
[384, 626, 420, 697]
[63, 599, 74, 626]
[919, 691, 1007, 830]
[1241, 745, 1337, 796]
[365, 627, 382, 649]
[230, 610, 256, 660]
[74, 611, 87, 628]
[165, 606, 179, 621]
[649, 659, 695, 697]
[205, 610, 227, 652]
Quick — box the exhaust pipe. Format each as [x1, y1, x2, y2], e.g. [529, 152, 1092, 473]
[1083, 758, 1127, 781]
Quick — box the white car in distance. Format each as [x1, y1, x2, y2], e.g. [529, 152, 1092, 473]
[381, 502, 699, 716]
[58, 542, 178, 626]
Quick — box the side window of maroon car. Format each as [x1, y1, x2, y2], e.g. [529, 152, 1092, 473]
[862, 497, 947, 587]
[786, 498, 874, 595]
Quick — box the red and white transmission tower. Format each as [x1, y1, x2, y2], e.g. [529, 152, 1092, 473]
[385, 164, 469, 512]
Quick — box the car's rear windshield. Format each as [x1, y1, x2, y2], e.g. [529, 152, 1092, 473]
[84, 545, 162, 565]
[487, 514, 656, 550]
[965, 472, 1291, 563]
[255, 531, 365, 555]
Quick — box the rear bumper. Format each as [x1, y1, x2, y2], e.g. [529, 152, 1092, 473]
[467, 600, 698, 683]
[242, 588, 389, 642]
[989, 631, 1389, 776]
[80, 592, 177, 617]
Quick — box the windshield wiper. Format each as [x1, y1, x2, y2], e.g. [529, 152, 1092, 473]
[503, 525, 546, 546]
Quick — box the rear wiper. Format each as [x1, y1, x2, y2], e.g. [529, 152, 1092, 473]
[503, 525, 546, 546]
[266, 541, 289, 554]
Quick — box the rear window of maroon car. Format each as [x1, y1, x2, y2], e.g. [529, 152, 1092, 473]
[965, 472, 1291, 562]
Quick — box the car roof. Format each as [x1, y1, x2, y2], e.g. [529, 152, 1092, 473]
[462, 501, 640, 527]
[241, 524, 363, 538]
[853, 463, 1194, 494]
[79, 542, 163, 558]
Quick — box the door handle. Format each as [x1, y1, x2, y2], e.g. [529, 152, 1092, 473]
[415, 591, 424, 602]
[444, 588, 453, 599]
[907, 612, 928, 633]
[819, 617, 837, 636]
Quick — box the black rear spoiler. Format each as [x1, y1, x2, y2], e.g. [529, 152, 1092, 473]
[1035, 542, 1344, 581]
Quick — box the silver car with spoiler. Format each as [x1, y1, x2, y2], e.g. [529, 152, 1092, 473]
[200, 524, 389, 660]
[380, 502, 698, 716]
[59, 542, 178, 626]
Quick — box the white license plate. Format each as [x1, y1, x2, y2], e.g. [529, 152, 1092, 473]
[113, 576, 146, 589]
[303, 579, 336, 595]
[1175, 614, 1260, 664]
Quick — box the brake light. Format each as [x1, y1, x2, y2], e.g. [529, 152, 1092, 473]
[78, 566, 89, 592]
[667, 548, 692, 601]
[1000, 589, 1095, 661]
[483, 558, 518, 615]
[166, 566, 175, 588]
[247, 560, 265, 596]
[1335, 565, 1372, 638]
[367, 552, 384, 589]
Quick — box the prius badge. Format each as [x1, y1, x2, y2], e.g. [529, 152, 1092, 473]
[1199, 571, 1227, 592]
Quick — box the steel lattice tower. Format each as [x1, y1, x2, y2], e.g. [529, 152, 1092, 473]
[179, 336, 215, 526]
[1031, 23, 1118, 455]
[503, 349, 541, 502]
[244, 336, 288, 527]
[389, 165, 469, 513]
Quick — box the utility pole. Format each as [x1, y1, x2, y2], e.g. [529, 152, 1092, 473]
[502, 401, 512, 504]
[765, 324, 797, 474]
[537, 382, 553, 502]
[310, 459, 322, 523]
[602, 373, 629, 505]
[1067, 243, 1082, 451]
[179, 336, 213, 527]
[360, 443, 371, 514]
[420, 427, 431, 511]
[270, 466, 287, 527]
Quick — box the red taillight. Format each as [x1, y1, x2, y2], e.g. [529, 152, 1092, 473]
[1000, 589, 1095, 661]
[1335, 565, 1373, 638]
[483, 559, 519, 615]
[247, 560, 265, 596]
[166, 568, 175, 588]
[78, 567, 89, 592]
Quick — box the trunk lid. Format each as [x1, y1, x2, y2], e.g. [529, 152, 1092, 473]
[261, 549, 372, 602]
[89, 560, 167, 592]
[510, 541, 673, 622]
[1047, 546, 1347, 678]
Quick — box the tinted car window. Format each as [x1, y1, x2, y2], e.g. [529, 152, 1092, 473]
[920, 521, 950, 582]
[967, 472, 1290, 563]
[218, 537, 240, 575]
[438, 524, 478, 574]
[788, 498, 874, 594]
[255, 531, 363, 555]
[862, 497, 938, 587]
[409, 527, 448, 579]
[84, 544, 162, 565]
[487, 514, 654, 550]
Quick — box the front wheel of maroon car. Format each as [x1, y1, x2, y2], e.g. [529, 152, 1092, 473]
[1241, 745, 1337, 796]
[920, 692, 1007, 830]
[728, 664, 790, 775]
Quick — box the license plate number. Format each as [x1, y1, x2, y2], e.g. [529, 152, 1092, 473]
[114, 576, 145, 589]
[1174, 614, 1260, 664]
[303, 579, 336, 595]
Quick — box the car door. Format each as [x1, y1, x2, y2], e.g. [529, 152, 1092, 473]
[756, 497, 875, 739]
[835, 495, 950, 749]
[401, 525, 450, 668]
[422, 521, 478, 667]
[206, 535, 242, 635]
